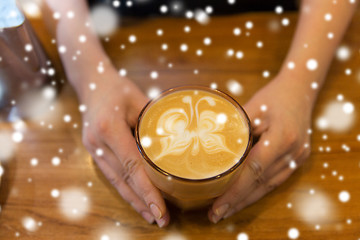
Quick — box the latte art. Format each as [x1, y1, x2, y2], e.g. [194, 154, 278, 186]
[138, 89, 249, 179]
[155, 96, 234, 160]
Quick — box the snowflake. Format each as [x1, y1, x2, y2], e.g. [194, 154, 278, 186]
[128, 35, 137, 43]
[288, 228, 299, 239]
[306, 59, 318, 71]
[275, 6, 283, 14]
[233, 28, 241, 36]
[51, 189, 60, 198]
[339, 191, 350, 202]
[52, 156, 61, 166]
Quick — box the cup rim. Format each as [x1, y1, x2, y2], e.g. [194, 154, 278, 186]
[135, 85, 252, 183]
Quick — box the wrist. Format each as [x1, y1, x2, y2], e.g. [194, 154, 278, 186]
[73, 67, 123, 104]
[274, 69, 322, 108]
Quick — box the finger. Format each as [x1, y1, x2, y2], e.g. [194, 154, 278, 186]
[263, 141, 311, 180]
[243, 97, 268, 136]
[124, 83, 149, 127]
[243, 94, 261, 121]
[214, 147, 311, 222]
[223, 167, 294, 219]
[212, 141, 311, 222]
[209, 126, 289, 223]
[262, 154, 294, 180]
[105, 122, 169, 228]
[84, 133, 157, 225]
[92, 150, 155, 224]
[246, 120, 296, 184]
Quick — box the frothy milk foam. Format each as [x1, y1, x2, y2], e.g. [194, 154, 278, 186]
[139, 89, 249, 179]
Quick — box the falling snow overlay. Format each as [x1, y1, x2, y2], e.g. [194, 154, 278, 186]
[0, 1, 360, 239]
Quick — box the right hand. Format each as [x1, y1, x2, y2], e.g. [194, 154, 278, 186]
[80, 74, 169, 227]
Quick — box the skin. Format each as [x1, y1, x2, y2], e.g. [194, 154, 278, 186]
[44, 0, 358, 227]
[209, 0, 358, 223]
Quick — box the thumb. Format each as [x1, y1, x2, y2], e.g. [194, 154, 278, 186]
[126, 91, 149, 127]
[243, 96, 268, 136]
[243, 99, 259, 122]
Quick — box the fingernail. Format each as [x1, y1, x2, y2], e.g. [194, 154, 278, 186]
[215, 204, 229, 217]
[157, 218, 166, 228]
[211, 214, 220, 224]
[141, 211, 155, 224]
[150, 203, 162, 219]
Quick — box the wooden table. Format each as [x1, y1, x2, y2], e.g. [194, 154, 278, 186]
[1, 7, 360, 240]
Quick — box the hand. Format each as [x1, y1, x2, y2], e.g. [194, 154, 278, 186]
[80, 73, 170, 227]
[208, 75, 313, 223]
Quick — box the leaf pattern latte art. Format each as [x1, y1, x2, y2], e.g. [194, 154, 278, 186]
[154, 96, 235, 161]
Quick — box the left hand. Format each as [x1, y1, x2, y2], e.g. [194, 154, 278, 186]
[208, 75, 313, 223]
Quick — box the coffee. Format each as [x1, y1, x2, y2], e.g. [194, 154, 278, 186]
[138, 89, 249, 179]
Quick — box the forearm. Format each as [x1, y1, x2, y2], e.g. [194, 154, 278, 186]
[277, 0, 358, 104]
[44, 0, 117, 102]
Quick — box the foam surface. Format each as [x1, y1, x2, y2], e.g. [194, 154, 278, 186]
[139, 89, 249, 179]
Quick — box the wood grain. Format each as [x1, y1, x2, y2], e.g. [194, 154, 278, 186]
[1, 8, 360, 240]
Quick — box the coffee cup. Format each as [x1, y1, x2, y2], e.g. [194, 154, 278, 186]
[135, 86, 252, 210]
